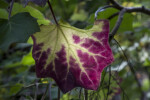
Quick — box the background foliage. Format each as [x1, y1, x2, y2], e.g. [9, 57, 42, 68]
[0, 0, 150, 100]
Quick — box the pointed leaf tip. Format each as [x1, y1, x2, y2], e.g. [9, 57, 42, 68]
[32, 19, 114, 93]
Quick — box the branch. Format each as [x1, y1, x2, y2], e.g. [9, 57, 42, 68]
[34, 81, 39, 100]
[106, 66, 112, 100]
[109, 8, 126, 40]
[13, 83, 48, 98]
[41, 84, 49, 100]
[84, 89, 88, 100]
[110, 0, 150, 15]
[109, 0, 123, 9]
[48, 83, 52, 100]
[79, 88, 82, 99]
[8, 0, 14, 20]
[113, 38, 144, 99]
[57, 88, 60, 100]
[111, 75, 130, 100]
[107, 12, 119, 20]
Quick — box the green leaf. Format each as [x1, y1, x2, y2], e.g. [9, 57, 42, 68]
[0, 12, 40, 51]
[88, 8, 133, 32]
[142, 79, 150, 91]
[71, 9, 88, 21]
[11, 3, 50, 25]
[0, 9, 8, 19]
[143, 58, 150, 66]
[0, 0, 9, 9]
[109, 13, 133, 33]
[9, 83, 23, 95]
[21, 50, 35, 65]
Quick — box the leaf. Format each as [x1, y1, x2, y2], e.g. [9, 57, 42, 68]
[21, 50, 35, 65]
[32, 20, 114, 93]
[70, 10, 88, 21]
[0, 8, 8, 19]
[9, 83, 23, 95]
[0, 3, 50, 25]
[88, 8, 133, 32]
[0, 12, 40, 51]
[0, 0, 9, 9]
[26, 0, 48, 6]
[11, 3, 50, 25]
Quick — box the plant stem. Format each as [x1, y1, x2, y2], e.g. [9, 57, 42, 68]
[48, 83, 52, 100]
[79, 88, 82, 99]
[34, 82, 39, 100]
[109, 8, 126, 41]
[57, 88, 60, 100]
[47, 0, 58, 25]
[106, 66, 111, 100]
[84, 89, 88, 100]
[8, 0, 14, 20]
[41, 84, 49, 100]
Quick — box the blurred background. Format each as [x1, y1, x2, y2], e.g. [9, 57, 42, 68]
[0, 0, 150, 100]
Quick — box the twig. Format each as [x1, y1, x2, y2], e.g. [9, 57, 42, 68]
[84, 89, 88, 100]
[106, 66, 111, 100]
[111, 75, 130, 100]
[109, 0, 150, 15]
[108, 0, 150, 39]
[8, 0, 14, 20]
[34, 82, 39, 100]
[107, 12, 119, 20]
[113, 38, 144, 99]
[109, 8, 126, 40]
[47, 0, 58, 25]
[14, 83, 36, 97]
[41, 84, 50, 100]
[102, 88, 106, 100]
[79, 88, 82, 99]
[109, 0, 123, 9]
[57, 88, 60, 100]
[48, 83, 52, 100]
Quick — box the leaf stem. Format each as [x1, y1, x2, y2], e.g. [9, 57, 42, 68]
[57, 88, 60, 100]
[41, 84, 49, 100]
[47, 0, 58, 25]
[48, 83, 52, 100]
[84, 89, 88, 100]
[8, 0, 14, 20]
[106, 66, 111, 100]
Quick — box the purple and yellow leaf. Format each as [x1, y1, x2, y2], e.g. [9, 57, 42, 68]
[32, 20, 114, 93]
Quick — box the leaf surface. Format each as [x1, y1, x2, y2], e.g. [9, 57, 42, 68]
[32, 20, 114, 93]
[0, 12, 40, 51]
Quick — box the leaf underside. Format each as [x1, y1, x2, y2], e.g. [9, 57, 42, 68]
[32, 20, 114, 93]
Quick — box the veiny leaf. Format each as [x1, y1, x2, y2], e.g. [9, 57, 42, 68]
[26, 0, 48, 6]
[0, 12, 40, 51]
[32, 20, 114, 93]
